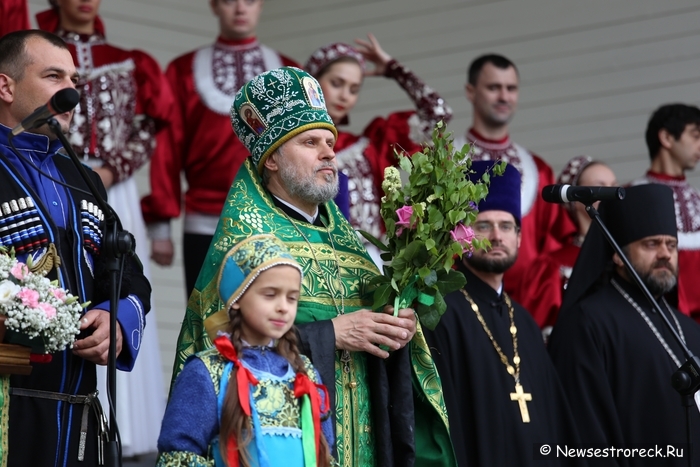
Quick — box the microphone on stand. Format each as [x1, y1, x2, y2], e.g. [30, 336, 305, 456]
[541, 184, 625, 204]
[11, 88, 80, 136]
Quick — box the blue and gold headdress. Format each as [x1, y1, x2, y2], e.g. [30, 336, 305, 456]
[217, 234, 303, 311]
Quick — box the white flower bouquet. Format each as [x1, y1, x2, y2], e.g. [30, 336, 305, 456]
[0, 247, 85, 354]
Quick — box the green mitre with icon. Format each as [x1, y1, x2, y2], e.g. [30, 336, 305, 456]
[230, 66, 338, 174]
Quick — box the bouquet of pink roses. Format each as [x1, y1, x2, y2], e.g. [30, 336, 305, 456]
[0, 247, 85, 353]
[360, 122, 505, 330]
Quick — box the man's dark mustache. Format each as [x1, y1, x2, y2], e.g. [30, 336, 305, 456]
[652, 260, 674, 272]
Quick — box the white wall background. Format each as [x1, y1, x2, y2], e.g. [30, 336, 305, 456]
[27, 0, 700, 392]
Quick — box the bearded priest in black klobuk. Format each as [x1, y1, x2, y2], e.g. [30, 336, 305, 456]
[424, 161, 583, 467]
[549, 184, 700, 466]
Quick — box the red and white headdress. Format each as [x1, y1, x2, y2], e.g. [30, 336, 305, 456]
[304, 42, 366, 78]
[557, 155, 594, 186]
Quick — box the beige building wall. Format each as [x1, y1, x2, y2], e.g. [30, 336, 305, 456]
[27, 0, 700, 392]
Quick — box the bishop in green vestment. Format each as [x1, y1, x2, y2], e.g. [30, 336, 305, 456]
[170, 67, 456, 467]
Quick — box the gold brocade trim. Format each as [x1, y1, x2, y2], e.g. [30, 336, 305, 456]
[156, 451, 214, 467]
[411, 322, 450, 430]
[338, 357, 353, 467]
[0, 375, 9, 467]
[198, 348, 227, 396]
[300, 297, 367, 307]
[204, 309, 231, 344]
[334, 351, 374, 467]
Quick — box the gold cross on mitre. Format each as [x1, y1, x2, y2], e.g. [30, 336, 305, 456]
[510, 383, 532, 423]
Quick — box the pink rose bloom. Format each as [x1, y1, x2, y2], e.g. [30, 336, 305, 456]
[51, 288, 67, 302]
[10, 263, 29, 281]
[395, 205, 415, 236]
[450, 223, 476, 253]
[16, 288, 39, 308]
[39, 302, 56, 319]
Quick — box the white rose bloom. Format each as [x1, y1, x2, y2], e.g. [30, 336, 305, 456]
[0, 280, 20, 305]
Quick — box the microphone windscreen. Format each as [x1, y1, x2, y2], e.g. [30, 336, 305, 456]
[51, 88, 80, 114]
[541, 185, 566, 203]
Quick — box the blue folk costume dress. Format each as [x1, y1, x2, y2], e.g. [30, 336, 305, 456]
[158, 337, 333, 467]
[158, 234, 332, 467]
[0, 124, 151, 467]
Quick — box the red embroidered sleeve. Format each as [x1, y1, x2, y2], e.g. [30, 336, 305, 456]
[102, 50, 173, 182]
[383, 59, 453, 133]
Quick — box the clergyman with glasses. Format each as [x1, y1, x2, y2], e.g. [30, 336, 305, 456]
[423, 161, 583, 467]
[166, 67, 456, 467]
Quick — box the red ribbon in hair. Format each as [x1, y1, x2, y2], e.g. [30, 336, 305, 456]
[213, 336, 259, 467]
[294, 372, 330, 462]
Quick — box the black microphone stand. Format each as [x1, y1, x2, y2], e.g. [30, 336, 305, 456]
[585, 203, 699, 467]
[47, 118, 131, 467]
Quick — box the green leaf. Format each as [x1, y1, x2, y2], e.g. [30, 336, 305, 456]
[424, 269, 438, 287]
[403, 240, 424, 261]
[399, 154, 413, 174]
[493, 160, 507, 176]
[425, 238, 436, 251]
[412, 248, 430, 268]
[433, 290, 447, 316]
[392, 256, 408, 273]
[368, 274, 391, 286]
[417, 302, 441, 330]
[434, 185, 445, 199]
[450, 241, 465, 257]
[373, 283, 394, 311]
[436, 269, 466, 295]
[428, 207, 444, 227]
[358, 230, 390, 252]
[391, 277, 400, 293]
[418, 266, 431, 279]
[444, 255, 456, 271]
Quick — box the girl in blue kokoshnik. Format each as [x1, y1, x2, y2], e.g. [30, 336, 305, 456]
[156, 234, 333, 467]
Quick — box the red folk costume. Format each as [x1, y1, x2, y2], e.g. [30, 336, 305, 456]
[631, 171, 700, 319]
[0, 0, 29, 36]
[305, 43, 453, 243]
[141, 37, 298, 234]
[453, 130, 576, 318]
[522, 156, 594, 331]
[36, 9, 172, 183]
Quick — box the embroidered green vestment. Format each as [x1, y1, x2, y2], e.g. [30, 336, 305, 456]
[171, 159, 455, 466]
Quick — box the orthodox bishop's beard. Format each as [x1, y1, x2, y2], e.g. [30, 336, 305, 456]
[277, 156, 339, 206]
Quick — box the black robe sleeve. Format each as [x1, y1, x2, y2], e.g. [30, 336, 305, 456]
[549, 304, 626, 467]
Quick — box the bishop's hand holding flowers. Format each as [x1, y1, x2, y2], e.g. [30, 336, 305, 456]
[361, 122, 506, 330]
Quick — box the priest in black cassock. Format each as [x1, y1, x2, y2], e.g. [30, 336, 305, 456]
[423, 161, 583, 467]
[549, 184, 700, 466]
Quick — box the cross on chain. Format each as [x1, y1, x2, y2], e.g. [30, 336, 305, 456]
[510, 383, 532, 423]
